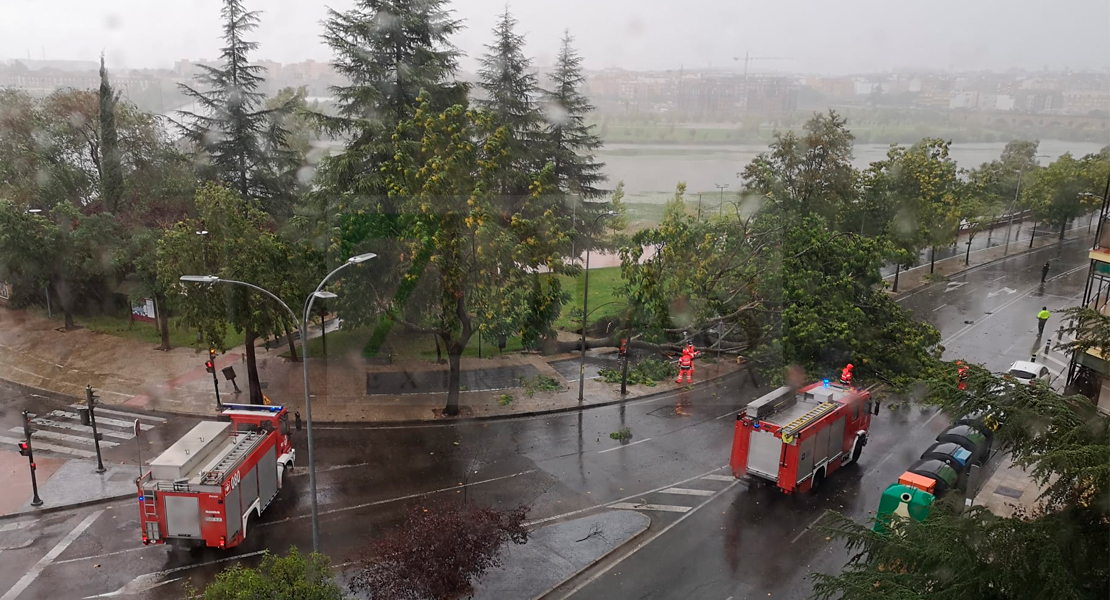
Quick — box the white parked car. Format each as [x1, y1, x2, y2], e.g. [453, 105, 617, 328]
[1005, 360, 1051, 385]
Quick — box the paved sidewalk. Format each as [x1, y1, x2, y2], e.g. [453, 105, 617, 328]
[1, 457, 135, 518]
[886, 221, 1091, 297]
[471, 511, 650, 600]
[0, 305, 741, 423]
[972, 453, 1048, 519]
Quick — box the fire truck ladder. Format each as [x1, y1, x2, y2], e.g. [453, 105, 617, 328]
[200, 431, 261, 486]
[779, 402, 839, 439]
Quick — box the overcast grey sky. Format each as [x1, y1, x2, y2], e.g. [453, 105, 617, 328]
[1, 0, 1108, 75]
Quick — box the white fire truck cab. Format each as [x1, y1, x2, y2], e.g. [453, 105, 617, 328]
[730, 378, 875, 493]
[138, 403, 295, 549]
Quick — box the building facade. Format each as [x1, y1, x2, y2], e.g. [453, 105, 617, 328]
[1067, 183, 1110, 413]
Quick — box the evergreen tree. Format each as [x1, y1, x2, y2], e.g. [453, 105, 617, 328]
[543, 31, 606, 201]
[477, 8, 544, 196]
[177, 0, 295, 217]
[98, 55, 124, 214]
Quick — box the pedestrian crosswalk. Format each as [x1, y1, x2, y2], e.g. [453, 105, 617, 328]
[608, 472, 738, 516]
[2, 407, 166, 459]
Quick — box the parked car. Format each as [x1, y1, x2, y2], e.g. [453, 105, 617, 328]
[1005, 360, 1051, 385]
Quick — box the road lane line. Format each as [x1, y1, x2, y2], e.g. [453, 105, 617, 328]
[0, 520, 36, 533]
[55, 545, 151, 565]
[0, 510, 102, 600]
[790, 512, 827, 544]
[525, 465, 732, 527]
[68, 406, 166, 423]
[551, 479, 741, 600]
[659, 487, 716, 497]
[942, 286, 1037, 345]
[610, 502, 691, 513]
[260, 469, 538, 526]
[1045, 265, 1086, 283]
[1042, 353, 1067, 368]
[598, 438, 651, 454]
[702, 474, 735, 482]
[0, 435, 96, 458]
[933, 303, 948, 312]
[83, 551, 267, 598]
[46, 410, 155, 431]
[7, 428, 119, 448]
[28, 418, 134, 440]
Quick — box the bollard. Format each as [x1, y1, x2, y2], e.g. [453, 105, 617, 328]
[1045, 342, 1050, 356]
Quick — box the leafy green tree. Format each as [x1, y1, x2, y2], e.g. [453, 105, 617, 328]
[383, 98, 572, 416]
[157, 183, 292, 404]
[0, 89, 44, 207]
[0, 201, 117, 330]
[740, 110, 859, 228]
[967, 139, 1041, 214]
[177, 0, 296, 217]
[189, 548, 345, 600]
[1025, 152, 1105, 240]
[813, 364, 1109, 600]
[98, 55, 124, 214]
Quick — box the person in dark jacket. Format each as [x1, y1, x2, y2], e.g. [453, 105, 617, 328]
[1041, 262, 1050, 283]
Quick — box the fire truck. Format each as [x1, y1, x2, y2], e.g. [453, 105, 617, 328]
[730, 377, 876, 493]
[137, 404, 295, 549]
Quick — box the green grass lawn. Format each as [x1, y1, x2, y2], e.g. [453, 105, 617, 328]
[555, 266, 627, 332]
[29, 306, 245, 350]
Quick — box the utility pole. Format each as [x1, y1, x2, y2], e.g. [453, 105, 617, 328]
[715, 184, 729, 217]
[18, 411, 42, 506]
[86, 385, 106, 473]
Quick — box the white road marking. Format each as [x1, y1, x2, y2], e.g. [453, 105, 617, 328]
[261, 469, 538, 526]
[659, 487, 716, 497]
[0, 510, 102, 600]
[0, 435, 96, 458]
[525, 465, 733, 527]
[790, 512, 827, 544]
[68, 406, 166, 423]
[0, 520, 36, 533]
[702, 474, 736, 482]
[598, 437, 651, 454]
[942, 286, 1036, 345]
[1042, 353, 1068, 368]
[7, 428, 119, 448]
[932, 303, 948, 312]
[55, 545, 151, 565]
[552, 480, 741, 600]
[987, 287, 1016, 298]
[82, 551, 266, 598]
[286, 462, 372, 477]
[610, 502, 691, 513]
[29, 418, 134, 440]
[1045, 264, 1086, 283]
[47, 410, 155, 431]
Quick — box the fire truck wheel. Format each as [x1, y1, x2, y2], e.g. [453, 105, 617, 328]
[851, 440, 864, 464]
[811, 468, 825, 491]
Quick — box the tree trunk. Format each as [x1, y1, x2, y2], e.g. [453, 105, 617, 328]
[56, 279, 76, 330]
[444, 347, 462, 416]
[893, 263, 901, 292]
[1060, 221, 1067, 241]
[244, 328, 263, 405]
[283, 320, 300, 362]
[929, 246, 936, 274]
[154, 293, 171, 351]
[434, 334, 443, 364]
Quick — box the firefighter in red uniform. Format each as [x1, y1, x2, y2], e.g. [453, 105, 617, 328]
[840, 363, 854, 386]
[956, 361, 968, 390]
[676, 346, 697, 384]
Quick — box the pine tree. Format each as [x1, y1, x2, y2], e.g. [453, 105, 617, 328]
[98, 54, 124, 214]
[543, 31, 606, 201]
[477, 8, 545, 196]
[177, 0, 295, 216]
[321, 0, 463, 141]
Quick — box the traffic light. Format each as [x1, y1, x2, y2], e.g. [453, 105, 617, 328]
[18, 442, 30, 456]
[86, 385, 99, 406]
[619, 338, 628, 358]
[206, 348, 216, 373]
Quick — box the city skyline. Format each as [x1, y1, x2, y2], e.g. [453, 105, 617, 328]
[1, 0, 1108, 76]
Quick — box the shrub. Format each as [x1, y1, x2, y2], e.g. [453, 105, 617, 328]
[189, 548, 344, 600]
[599, 357, 679, 387]
[520, 374, 562, 397]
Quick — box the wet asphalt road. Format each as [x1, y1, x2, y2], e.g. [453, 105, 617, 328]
[0, 235, 1090, 600]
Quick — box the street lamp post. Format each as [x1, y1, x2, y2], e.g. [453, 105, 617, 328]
[179, 252, 375, 554]
[1003, 156, 1049, 256]
[715, 183, 729, 217]
[579, 212, 617, 404]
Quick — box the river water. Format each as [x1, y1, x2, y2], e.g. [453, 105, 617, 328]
[600, 140, 1108, 201]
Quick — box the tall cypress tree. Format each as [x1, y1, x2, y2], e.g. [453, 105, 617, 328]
[477, 8, 545, 196]
[543, 31, 606, 201]
[98, 54, 124, 214]
[177, 0, 295, 216]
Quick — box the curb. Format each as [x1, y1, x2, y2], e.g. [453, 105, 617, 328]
[529, 511, 653, 600]
[890, 230, 1090, 302]
[0, 491, 134, 522]
[0, 367, 746, 428]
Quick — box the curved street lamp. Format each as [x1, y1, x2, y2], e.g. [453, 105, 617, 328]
[179, 251, 376, 553]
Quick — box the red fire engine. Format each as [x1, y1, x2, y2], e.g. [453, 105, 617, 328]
[730, 377, 876, 493]
[137, 404, 295, 549]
